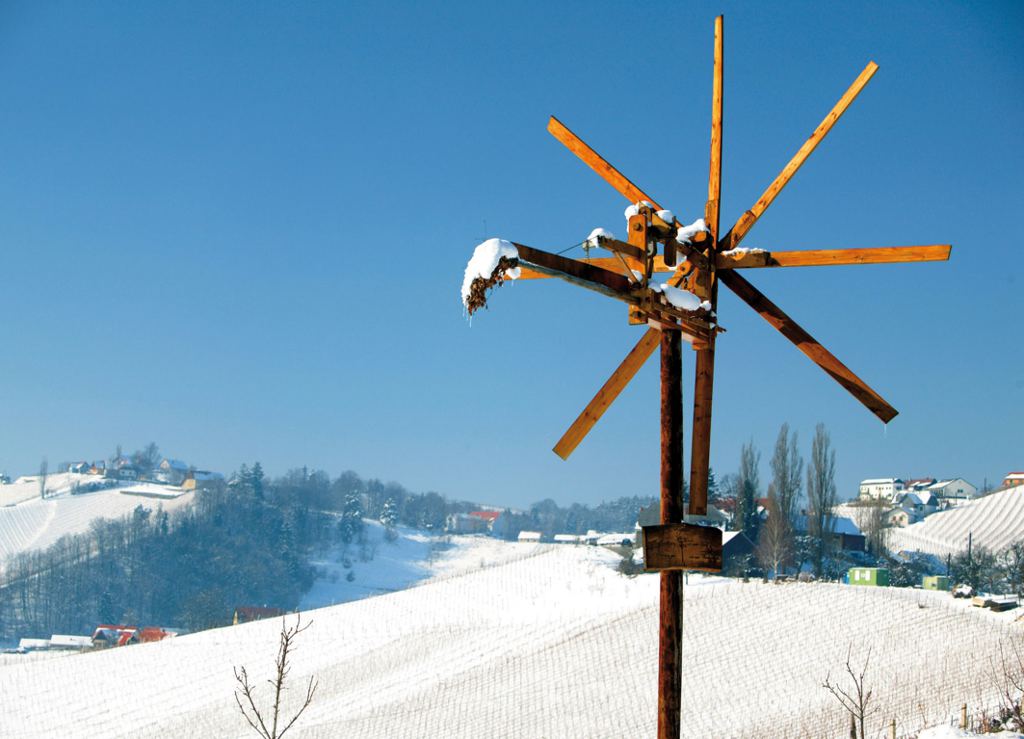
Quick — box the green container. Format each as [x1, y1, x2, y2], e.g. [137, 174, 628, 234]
[922, 575, 950, 591]
[848, 567, 890, 587]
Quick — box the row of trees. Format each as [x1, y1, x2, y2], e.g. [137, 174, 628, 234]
[719, 422, 840, 578]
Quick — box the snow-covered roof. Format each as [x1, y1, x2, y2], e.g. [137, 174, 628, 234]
[192, 471, 224, 481]
[860, 478, 902, 486]
[794, 515, 862, 537]
[49, 635, 92, 648]
[160, 459, 189, 471]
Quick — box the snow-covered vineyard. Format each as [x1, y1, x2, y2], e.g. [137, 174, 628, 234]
[891, 483, 1024, 558]
[0, 477, 193, 567]
[0, 543, 1017, 738]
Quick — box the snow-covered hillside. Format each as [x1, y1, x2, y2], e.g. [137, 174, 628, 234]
[0, 481, 193, 566]
[890, 484, 1024, 558]
[302, 522, 542, 610]
[0, 543, 1017, 738]
[0, 472, 102, 507]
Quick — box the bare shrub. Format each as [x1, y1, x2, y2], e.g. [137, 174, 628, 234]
[234, 615, 318, 739]
[823, 645, 878, 739]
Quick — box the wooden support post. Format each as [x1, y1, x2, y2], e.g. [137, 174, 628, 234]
[628, 213, 649, 324]
[658, 329, 683, 739]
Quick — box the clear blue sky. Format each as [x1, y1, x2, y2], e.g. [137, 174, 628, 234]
[0, 1, 1020, 508]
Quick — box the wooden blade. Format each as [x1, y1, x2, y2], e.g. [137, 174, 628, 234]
[547, 116, 658, 208]
[721, 61, 878, 251]
[706, 14, 724, 244]
[517, 255, 681, 280]
[717, 245, 952, 269]
[553, 329, 661, 459]
[546, 117, 705, 269]
[513, 242, 634, 299]
[689, 16, 724, 517]
[719, 269, 897, 422]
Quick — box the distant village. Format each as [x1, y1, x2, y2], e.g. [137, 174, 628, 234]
[57, 455, 226, 492]
[444, 471, 1024, 579]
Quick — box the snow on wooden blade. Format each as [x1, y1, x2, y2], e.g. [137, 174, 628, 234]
[655, 209, 674, 223]
[586, 227, 616, 247]
[651, 283, 711, 312]
[675, 217, 708, 244]
[623, 200, 655, 220]
[719, 246, 767, 256]
[461, 238, 520, 315]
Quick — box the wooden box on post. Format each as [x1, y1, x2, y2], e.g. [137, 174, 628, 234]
[642, 522, 723, 572]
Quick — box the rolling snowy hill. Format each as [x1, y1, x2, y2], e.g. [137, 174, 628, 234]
[0, 542, 1018, 738]
[0, 477, 193, 567]
[890, 484, 1024, 558]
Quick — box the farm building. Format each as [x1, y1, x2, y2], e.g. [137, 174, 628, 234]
[445, 513, 489, 535]
[49, 634, 92, 650]
[467, 510, 500, 529]
[233, 606, 285, 625]
[182, 470, 225, 492]
[859, 478, 904, 500]
[517, 531, 542, 543]
[849, 567, 890, 587]
[722, 531, 754, 569]
[794, 515, 865, 551]
[91, 625, 138, 648]
[553, 534, 583, 544]
[926, 478, 977, 506]
[155, 458, 189, 485]
[1002, 472, 1024, 489]
[922, 575, 950, 591]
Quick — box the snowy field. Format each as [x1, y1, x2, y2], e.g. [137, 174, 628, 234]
[1, 542, 1020, 738]
[890, 484, 1024, 558]
[0, 480, 193, 567]
[0, 473, 101, 507]
[301, 522, 550, 610]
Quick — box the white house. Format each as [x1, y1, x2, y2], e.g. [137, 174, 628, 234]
[927, 478, 977, 506]
[884, 507, 915, 528]
[155, 459, 189, 486]
[859, 478, 904, 500]
[553, 534, 583, 544]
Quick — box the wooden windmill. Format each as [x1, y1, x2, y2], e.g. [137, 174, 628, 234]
[463, 15, 949, 739]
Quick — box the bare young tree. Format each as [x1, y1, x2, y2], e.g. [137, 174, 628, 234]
[852, 501, 889, 557]
[38, 457, 48, 499]
[993, 639, 1024, 729]
[736, 441, 761, 540]
[806, 423, 837, 577]
[756, 495, 793, 579]
[823, 645, 878, 739]
[234, 615, 318, 739]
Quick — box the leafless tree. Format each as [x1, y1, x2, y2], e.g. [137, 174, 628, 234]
[823, 645, 878, 739]
[39, 457, 48, 499]
[234, 615, 318, 739]
[769, 422, 803, 523]
[806, 423, 837, 576]
[851, 501, 889, 557]
[993, 639, 1024, 729]
[756, 495, 793, 579]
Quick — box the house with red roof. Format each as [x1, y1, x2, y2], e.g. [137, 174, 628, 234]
[1003, 472, 1024, 489]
